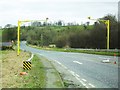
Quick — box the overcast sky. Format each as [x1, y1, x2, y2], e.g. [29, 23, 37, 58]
[0, 0, 119, 27]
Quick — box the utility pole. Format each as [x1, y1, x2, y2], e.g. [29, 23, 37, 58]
[41, 34, 43, 47]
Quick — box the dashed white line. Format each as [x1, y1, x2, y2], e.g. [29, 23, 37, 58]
[75, 77, 88, 88]
[54, 60, 61, 65]
[85, 85, 89, 88]
[57, 61, 62, 65]
[88, 83, 95, 87]
[68, 70, 95, 88]
[69, 70, 75, 76]
[73, 61, 83, 65]
[54, 60, 68, 69]
[61, 65, 67, 69]
[82, 78, 87, 82]
[75, 74, 80, 78]
[37, 53, 95, 88]
[75, 76, 80, 81]
[79, 80, 86, 86]
[38, 53, 43, 56]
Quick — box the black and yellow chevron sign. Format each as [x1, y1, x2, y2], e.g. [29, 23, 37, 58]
[23, 61, 31, 70]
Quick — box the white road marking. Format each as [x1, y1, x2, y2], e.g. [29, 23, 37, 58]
[54, 60, 68, 69]
[82, 78, 87, 82]
[75, 76, 80, 81]
[75, 74, 80, 78]
[61, 65, 67, 69]
[37, 53, 94, 88]
[38, 53, 43, 56]
[80, 80, 86, 86]
[88, 83, 95, 87]
[57, 62, 62, 65]
[75, 77, 88, 88]
[85, 85, 89, 88]
[54, 60, 62, 65]
[26, 54, 34, 61]
[69, 70, 75, 76]
[73, 61, 83, 65]
[68, 70, 95, 88]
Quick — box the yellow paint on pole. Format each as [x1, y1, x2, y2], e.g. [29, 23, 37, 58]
[17, 18, 48, 55]
[87, 17, 110, 50]
[107, 20, 110, 50]
[17, 21, 20, 56]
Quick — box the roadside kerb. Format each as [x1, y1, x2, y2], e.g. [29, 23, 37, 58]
[26, 53, 34, 61]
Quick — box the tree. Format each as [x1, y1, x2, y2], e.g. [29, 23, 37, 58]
[2, 27, 17, 42]
[4, 24, 12, 28]
[58, 20, 62, 26]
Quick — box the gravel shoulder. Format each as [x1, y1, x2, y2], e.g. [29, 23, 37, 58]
[37, 55, 64, 88]
[51, 60, 86, 88]
[38, 55, 86, 88]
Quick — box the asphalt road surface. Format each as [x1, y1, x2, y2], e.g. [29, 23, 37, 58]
[20, 41, 119, 88]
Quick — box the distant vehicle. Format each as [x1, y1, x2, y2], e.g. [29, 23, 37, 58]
[0, 42, 13, 50]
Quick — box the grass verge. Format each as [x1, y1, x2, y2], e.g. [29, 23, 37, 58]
[2, 50, 46, 88]
[28, 44, 120, 56]
[22, 55, 46, 88]
[2, 50, 30, 88]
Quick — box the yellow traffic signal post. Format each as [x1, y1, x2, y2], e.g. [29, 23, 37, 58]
[17, 21, 21, 56]
[17, 18, 48, 56]
[88, 17, 110, 50]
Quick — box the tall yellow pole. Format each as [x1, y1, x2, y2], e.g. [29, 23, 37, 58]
[17, 18, 48, 55]
[107, 20, 110, 50]
[88, 17, 110, 50]
[17, 21, 20, 56]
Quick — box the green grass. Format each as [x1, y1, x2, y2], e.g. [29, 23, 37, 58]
[0, 30, 2, 35]
[0, 30, 2, 42]
[53, 48, 119, 56]
[29, 44, 120, 56]
[22, 55, 46, 88]
[66, 49, 120, 56]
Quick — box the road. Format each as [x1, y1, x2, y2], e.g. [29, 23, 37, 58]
[20, 41, 119, 88]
